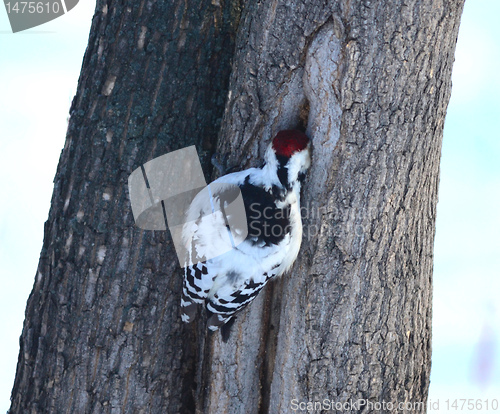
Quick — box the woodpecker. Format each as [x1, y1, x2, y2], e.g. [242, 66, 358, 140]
[180, 130, 311, 338]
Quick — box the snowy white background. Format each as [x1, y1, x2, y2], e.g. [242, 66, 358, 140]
[0, 0, 499, 411]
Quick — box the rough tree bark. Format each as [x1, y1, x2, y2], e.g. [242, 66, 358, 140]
[10, 0, 464, 413]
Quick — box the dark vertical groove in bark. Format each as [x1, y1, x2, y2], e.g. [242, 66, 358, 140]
[258, 279, 282, 414]
[9, 0, 241, 412]
[196, 328, 214, 414]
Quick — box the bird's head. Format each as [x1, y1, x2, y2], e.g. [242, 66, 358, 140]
[265, 130, 311, 188]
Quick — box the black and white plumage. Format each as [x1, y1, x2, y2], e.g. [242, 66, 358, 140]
[180, 130, 311, 336]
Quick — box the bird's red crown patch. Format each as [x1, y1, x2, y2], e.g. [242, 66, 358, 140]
[272, 130, 310, 158]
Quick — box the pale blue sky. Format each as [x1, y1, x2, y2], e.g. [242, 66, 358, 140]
[0, 1, 498, 411]
[429, 0, 500, 407]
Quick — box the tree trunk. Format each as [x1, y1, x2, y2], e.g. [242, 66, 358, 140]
[10, 0, 464, 413]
